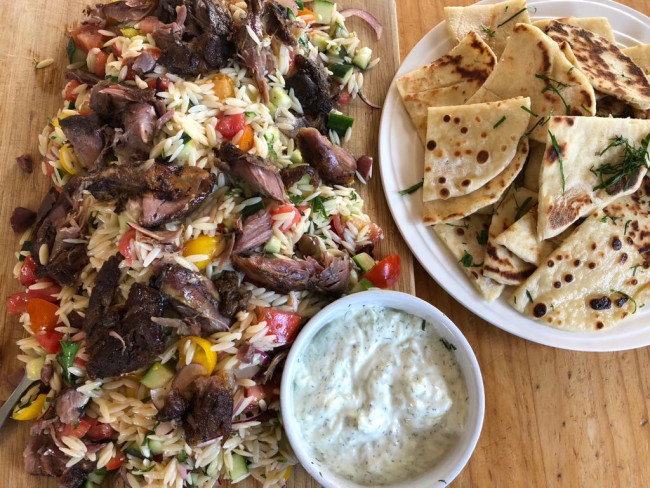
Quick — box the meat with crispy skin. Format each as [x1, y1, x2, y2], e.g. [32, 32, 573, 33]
[261, 1, 296, 45]
[233, 0, 269, 104]
[183, 373, 234, 445]
[213, 270, 251, 319]
[57, 459, 95, 488]
[296, 128, 357, 185]
[55, 390, 89, 425]
[233, 208, 272, 254]
[24, 433, 68, 477]
[156, 388, 190, 422]
[94, 0, 156, 23]
[217, 143, 284, 201]
[113, 102, 157, 161]
[59, 114, 106, 170]
[280, 164, 320, 188]
[285, 55, 336, 118]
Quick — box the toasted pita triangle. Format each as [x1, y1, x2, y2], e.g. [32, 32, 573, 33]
[434, 215, 504, 302]
[532, 17, 614, 42]
[422, 139, 529, 225]
[423, 97, 531, 201]
[444, 0, 531, 58]
[511, 179, 650, 331]
[537, 116, 650, 240]
[467, 23, 595, 143]
[623, 45, 650, 75]
[545, 21, 650, 110]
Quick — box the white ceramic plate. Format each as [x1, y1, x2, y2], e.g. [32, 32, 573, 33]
[379, 0, 650, 351]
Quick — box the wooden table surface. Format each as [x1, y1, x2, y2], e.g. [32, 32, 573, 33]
[1, 0, 650, 487]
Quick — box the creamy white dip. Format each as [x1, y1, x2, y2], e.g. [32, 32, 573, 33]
[292, 305, 468, 486]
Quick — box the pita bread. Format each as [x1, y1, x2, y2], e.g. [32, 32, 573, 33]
[522, 140, 545, 192]
[444, 0, 531, 58]
[532, 17, 615, 42]
[423, 138, 529, 225]
[434, 215, 504, 301]
[482, 187, 537, 285]
[545, 21, 650, 110]
[511, 179, 650, 331]
[493, 205, 574, 265]
[623, 45, 650, 75]
[537, 116, 650, 240]
[423, 97, 531, 202]
[467, 23, 595, 143]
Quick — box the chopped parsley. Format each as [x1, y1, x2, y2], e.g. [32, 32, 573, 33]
[611, 289, 637, 313]
[296, 0, 304, 9]
[535, 73, 571, 115]
[521, 115, 549, 140]
[624, 219, 632, 235]
[497, 6, 535, 27]
[630, 264, 641, 277]
[520, 105, 538, 117]
[493, 116, 506, 129]
[526, 289, 534, 303]
[57, 340, 81, 384]
[599, 214, 620, 223]
[480, 24, 496, 37]
[399, 180, 423, 195]
[288, 194, 303, 205]
[590, 134, 650, 194]
[310, 195, 333, 219]
[514, 196, 533, 221]
[440, 338, 457, 351]
[459, 250, 482, 268]
[580, 103, 593, 115]
[548, 131, 566, 194]
[476, 229, 489, 246]
[133, 466, 156, 474]
[421, 319, 426, 331]
[568, 66, 575, 74]
[445, 222, 469, 230]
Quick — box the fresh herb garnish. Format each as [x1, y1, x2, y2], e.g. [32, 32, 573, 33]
[631, 264, 641, 277]
[493, 116, 506, 129]
[66, 38, 76, 63]
[133, 466, 156, 474]
[590, 134, 650, 194]
[177, 451, 188, 463]
[421, 319, 426, 331]
[520, 105, 538, 117]
[526, 290, 534, 303]
[548, 131, 566, 194]
[459, 250, 482, 268]
[611, 289, 638, 313]
[57, 340, 81, 384]
[535, 73, 571, 115]
[497, 6, 534, 27]
[288, 194, 303, 205]
[445, 222, 469, 230]
[310, 196, 333, 219]
[296, 0, 304, 9]
[399, 180, 423, 195]
[599, 214, 620, 223]
[476, 229, 489, 245]
[521, 115, 549, 140]
[568, 66, 575, 74]
[480, 24, 496, 37]
[514, 196, 533, 221]
[580, 103, 593, 115]
[245, 111, 256, 118]
[440, 338, 457, 351]
[19, 241, 32, 261]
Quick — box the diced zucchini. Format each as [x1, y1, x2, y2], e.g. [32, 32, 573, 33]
[148, 439, 164, 455]
[329, 63, 354, 84]
[270, 86, 292, 111]
[290, 149, 303, 165]
[330, 23, 349, 39]
[229, 453, 250, 482]
[310, 32, 331, 52]
[353, 46, 372, 70]
[351, 277, 377, 293]
[353, 252, 376, 272]
[267, 101, 278, 118]
[87, 471, 106, 485]
[141, 362, 175, 389]
[327, 113, 354, 136]
[313, 0, 335, 24]
[26, 356, 45, 381]
[174, 140, 195, 164]
[264, 236, 282, 254]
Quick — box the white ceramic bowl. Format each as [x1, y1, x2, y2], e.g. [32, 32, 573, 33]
[280, 290, 485, 488]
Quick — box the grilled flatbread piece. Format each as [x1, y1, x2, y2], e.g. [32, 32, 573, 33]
[434, 215, 504, 302]
[532, 17, 615, 42]
[623, 45, 650, 75]
[522, 140, 545, 192]
[511, 179, 650, 331]
[444, 0, 531, 58]
[423, 97, 531, 202]
[483, 187, 537, 285]
[538, 116, 650, 240]
[396, 32, 496, 142]
[467, 23, 595, 143]
[545, 21, 650, 110]
[423, 139, 529, 225]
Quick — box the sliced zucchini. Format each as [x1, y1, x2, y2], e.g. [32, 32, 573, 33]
[264, 236, 282, 254]
[270, 86, 292, 111]
[148, 439, 164, 455]
[312, 0, 335, 24]
[229, 453, 250, 482]
[329, 63, 354, 84]
[330, 23, 349, 39]
[352, 252, 376, 272]
[352, 46, 372, 70]
[327, 113, 354, 136]
[310, 32, 331, 52]
[141, 362, 175, 389]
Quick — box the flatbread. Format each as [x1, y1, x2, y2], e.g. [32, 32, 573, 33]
[522, 140, 545, 192]
[422, 138, 529, 225]
[396, 32, 496, 143]
[434, 215, 504, 301]
[493, 205, 573, 266]
[537, 116, 650, 240]
[511, 178, 650, 331]
[623, 45, 650, 75]
[545, 21, 650, 110]
[482, 187, 537, 285]
[423, 96, 531, 201]
[444, 0, 531, 58]
[467, 23, 595, 143]
[532, 17, 615, 42]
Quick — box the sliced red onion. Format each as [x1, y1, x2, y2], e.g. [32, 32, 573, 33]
[127, 222, 182, 243]
[232, 410, 266, 425]
[150, 387, 170, 410]
[177, 464, 190, 480]
[275, 0, 298, 14]
[356, 155, 373, 181]
[172, 363, 207, 394]
[340, 8, 383, 40]
[84, 442, 104, 454]
[155, 421, 175, 436]
[359, 90, 381, 109]
[234, 365, 261, 380]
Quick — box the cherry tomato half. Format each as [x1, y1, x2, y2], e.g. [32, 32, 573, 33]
[20, 256, 39, 287]
[259, 308, 302, 345]
[363, 254, 401, 289]
[216, 113, 246, 139]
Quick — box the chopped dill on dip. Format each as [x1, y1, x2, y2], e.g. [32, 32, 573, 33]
[292, 305, 468, 486]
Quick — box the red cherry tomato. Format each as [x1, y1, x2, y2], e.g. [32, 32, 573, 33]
[338, 90, 350, 105]
[363, 254, 402, 289]
[330, 214, 345, 238]
[71, 25, 104, 53]
[60, 418, 92, 439]
[35, 330, 64, 354]
[259, 308, 302, 345]
[27, 298, 60, 332]
[270, 205, 306, 231]
[20, 256, 39, 287]
[63, 80, 81, 102]
[118, 228, 136, 265]
[93, 50, 108, 78]
[244, 384, 277, 410]
[7, 292, 30, 316]
[86, 422, 116, 441]
[216, 113, 246, 139]
[106, 451, 126, 470]
[26, 279, 61, 303]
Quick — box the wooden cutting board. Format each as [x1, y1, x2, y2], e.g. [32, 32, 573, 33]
[0, 0, 407, 486]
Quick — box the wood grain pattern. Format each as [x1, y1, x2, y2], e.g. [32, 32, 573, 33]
[0, 0, 405, 487]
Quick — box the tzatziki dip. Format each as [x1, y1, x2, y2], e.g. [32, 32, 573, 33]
[292, 305, 468, 486]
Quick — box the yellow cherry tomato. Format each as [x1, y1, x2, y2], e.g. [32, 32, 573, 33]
[237, 125, 255, 152]
[212, 73, 235, 100]
[12, 393, 47, 421]
[183, 235, 222, 270]
[59, 144, 82, 175]
[283, 466, 292, 481]
[178, 336, 217, 375]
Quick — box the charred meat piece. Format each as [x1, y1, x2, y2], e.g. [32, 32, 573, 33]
[70, 164, 142, 201]
[296, 128, 357, 185]
[261, 1, 296, 45]
[42, 223, 89, 287]
[16, 154, 33, 173]
[312, 252, 351, 295]
[90, 81, 155, 122]
[55, 390, 89, 425]
[83, 254, 123, 338]
[65, 69, 103, 87]
[183, 374, 234, 445]
[57, 459, 95, 488]
[86, 284, 166, 379]
[31, 189, 73, 267]
[132, 50, 158, 74]
[156, 263, 232, 333]
[233, 0, 269, 104]
[96, 0, 156, 23]
[218, 143, 285, 201]
[10, 206, 36, 233]
[156, 388, 190, 422]
[213, 270, 251, 319]
[59, 114, 105, 171]
[280, 164, 320, 188]
[286, 55, 336, 118]
[113, 102, 157, 161]
[233, 208, 272, 254]
[24, 433, 68, 477]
